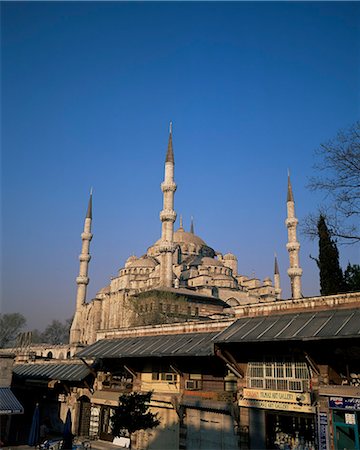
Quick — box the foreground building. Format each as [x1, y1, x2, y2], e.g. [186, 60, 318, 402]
[5, 126, 360, 449]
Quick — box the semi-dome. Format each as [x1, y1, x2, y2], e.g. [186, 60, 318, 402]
[200, 257, 224, 267]
[127, 257, 158, 268]
[223, 252, 237, 260]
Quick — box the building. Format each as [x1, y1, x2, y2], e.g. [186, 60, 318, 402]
[70, 126, 294, 346]
[6, 126, 359, 449]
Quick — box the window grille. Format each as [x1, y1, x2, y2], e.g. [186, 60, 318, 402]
[247, 361, 310, 392]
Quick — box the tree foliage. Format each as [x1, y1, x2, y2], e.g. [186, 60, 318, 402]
[40, 319, 71, 344]
[0, 313, 26, 348]
[111, 391, 160, 440]
[344, 263, 360, 293]
[314, 215, 345, 295]
[306, 121, 360, 244]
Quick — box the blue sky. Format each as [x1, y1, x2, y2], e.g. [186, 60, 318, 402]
[2, 1, 359, 330]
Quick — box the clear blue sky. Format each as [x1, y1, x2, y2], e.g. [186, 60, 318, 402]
[2, 1, 359, 330]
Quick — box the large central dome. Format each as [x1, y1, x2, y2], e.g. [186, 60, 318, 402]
[147, 227, 215, 259]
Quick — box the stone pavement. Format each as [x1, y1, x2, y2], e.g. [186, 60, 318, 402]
[1, 441, 126, 450]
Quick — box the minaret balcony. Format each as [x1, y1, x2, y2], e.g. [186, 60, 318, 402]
[160, 210, 177, 222]
[81, 232, 93, 240]
[76, 276, 89, 285]
[161, 181, 177, 193]
[287, 267, 303, 277]
[286, 242, 300, 251]
[285, 218, 298, 227]
[159, 242, 175, 253]
[79, 254, 91, 262]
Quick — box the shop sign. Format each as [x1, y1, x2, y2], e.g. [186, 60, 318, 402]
[243, 388, 311, 405]
[318, 412, 329, 450]
[238, 398, 315, 413]
[329, 396, 360, 410]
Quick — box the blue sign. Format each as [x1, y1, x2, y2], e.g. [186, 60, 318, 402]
[318, 412, 329, 450]
[329, 396, 360, 410]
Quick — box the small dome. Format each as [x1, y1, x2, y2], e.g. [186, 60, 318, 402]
[96, 285, 110, 296]
[125, 255, 138, 265]
[127, 257, 157, 268]
[223, 253, 237, 260]
[200, 257, 224, 267]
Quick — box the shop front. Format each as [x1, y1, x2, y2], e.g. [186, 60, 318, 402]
[329, 396, 360, 450]
[239, 388, 316, 449]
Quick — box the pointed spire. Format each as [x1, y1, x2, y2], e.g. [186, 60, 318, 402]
[165, 121, 174, 164]
[179, 214, 184, 230]
[190, 216, 194, 234]
[86, 189, 93, 219]
[274, 253, 279, 275]
[287, 169, 294, 202]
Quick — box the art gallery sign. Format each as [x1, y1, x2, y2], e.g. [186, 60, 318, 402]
[238, 388, 315, 413]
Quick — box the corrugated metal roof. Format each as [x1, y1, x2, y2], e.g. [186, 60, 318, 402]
[77, 332, 220, 358]
[13, 363, 91, 381]
[0, 387, 24, 415]
[215, 309, 360, 343]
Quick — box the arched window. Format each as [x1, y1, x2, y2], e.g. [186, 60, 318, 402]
[46, 351, 53, 359]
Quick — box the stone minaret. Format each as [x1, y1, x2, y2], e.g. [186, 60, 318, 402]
[285, 173, 302, 299]
[159, 123, 177, 287]
[190, 216, 194, 234]
[274, 253, 282, 300]
[70, 191, 93, 344]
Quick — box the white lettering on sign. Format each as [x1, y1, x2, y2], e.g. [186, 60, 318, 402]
[238, 398, 315, 413]
[243, 388, 311, 405]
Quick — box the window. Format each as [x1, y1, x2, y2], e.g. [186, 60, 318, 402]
[151, 366, 178, 383]
[247, 361, 310, 392]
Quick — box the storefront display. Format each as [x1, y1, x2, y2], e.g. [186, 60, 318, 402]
[266, 412, 316, 450]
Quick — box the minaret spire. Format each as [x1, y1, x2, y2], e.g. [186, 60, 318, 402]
[159, 123, 177, 287]
[165, 121, 174, 164]
[190, 216, 194, 234]
[274, 253, 282, 300]
[86, 188, 93, 219]
[70, 191, 93, 344]
[285, 172, 302, 299]
[179, 215, 184, 231]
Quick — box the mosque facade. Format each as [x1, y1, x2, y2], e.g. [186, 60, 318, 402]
[70, 126, 302, 345]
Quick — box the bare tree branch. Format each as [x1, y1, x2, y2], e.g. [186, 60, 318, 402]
[305, 121, 360, 243]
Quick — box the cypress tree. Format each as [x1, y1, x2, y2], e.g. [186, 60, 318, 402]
[317, 215, 344, 295]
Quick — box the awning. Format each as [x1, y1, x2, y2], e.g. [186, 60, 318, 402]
[77, 331, 219, 359]
[215, 308, 360, 343]
[91, 390, 120, 407]
[13, 363, 91, 382]
[0, 387, 24, 415]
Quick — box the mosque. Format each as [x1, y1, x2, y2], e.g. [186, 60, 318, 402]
[69, 125, 303, 345]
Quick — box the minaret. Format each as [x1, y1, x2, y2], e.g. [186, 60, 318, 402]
[190, 216, 194, 234]
[274, 253, 282, 300]
[285, 173, 302, 299]
[159, 123, 177, 287]
[70, 191, 93, 344]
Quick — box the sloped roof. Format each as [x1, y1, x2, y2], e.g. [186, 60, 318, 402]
[13, 363, 91, 381]
[77, 332, 220, 359]
[215, 308, 360, 343]
[0, 387, 24, 415]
